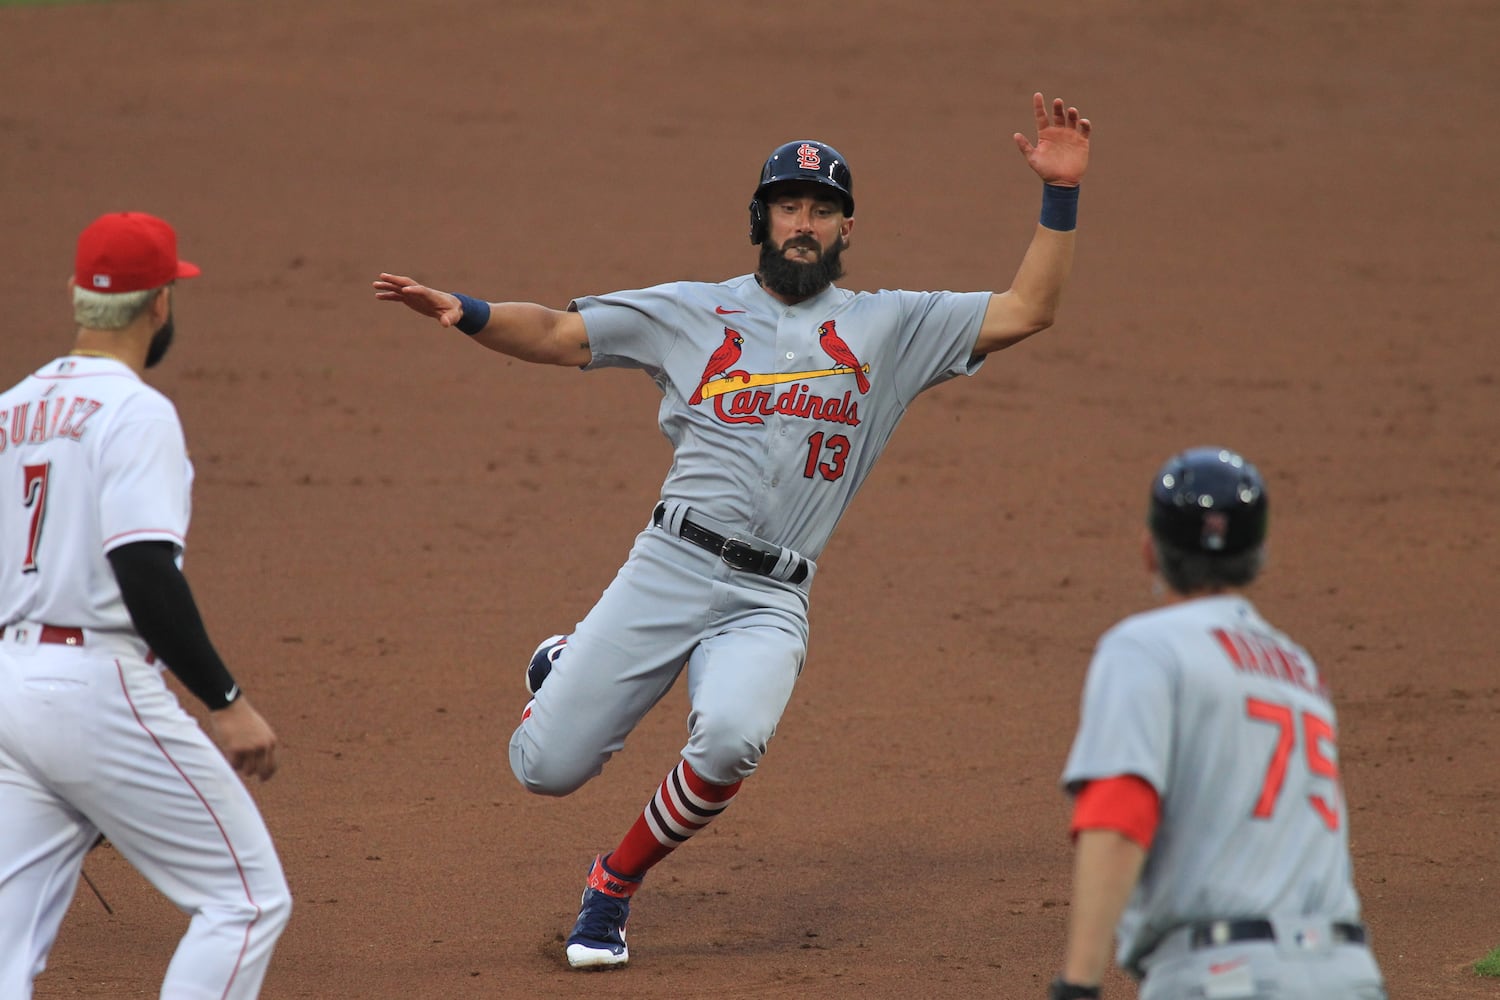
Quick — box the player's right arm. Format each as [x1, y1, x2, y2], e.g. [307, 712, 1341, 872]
[107, 540, 278, 781]
[1055, 774, 1158, 990]
[1059, 826, 1148, 989]
[372, 273, 591, 367]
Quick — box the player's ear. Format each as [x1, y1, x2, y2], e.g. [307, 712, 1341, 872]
[151, 286, 172, 325]
[840, 217, 854, 247]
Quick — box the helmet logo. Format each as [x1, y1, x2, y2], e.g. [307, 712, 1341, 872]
[1201, 511, 1229, 551]
[796, 143, 822, 169]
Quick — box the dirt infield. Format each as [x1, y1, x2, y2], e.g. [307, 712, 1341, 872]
[4, 1, 1497, 997]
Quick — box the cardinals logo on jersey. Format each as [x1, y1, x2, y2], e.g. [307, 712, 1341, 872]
[688, 316, 871, 427]
[817, 320, 870, 394]
[688, 328, 750, 406]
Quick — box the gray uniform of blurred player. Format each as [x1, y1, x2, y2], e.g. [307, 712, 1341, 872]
[377, 92, 1092, 970]
[1048, 447, 1385, 1000]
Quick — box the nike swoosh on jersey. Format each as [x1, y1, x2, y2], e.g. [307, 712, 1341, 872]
[714, 306, 746, 315]
[224, 684, 239, 703]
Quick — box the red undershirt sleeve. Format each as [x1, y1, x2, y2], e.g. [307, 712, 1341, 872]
[1070, 774, 1161, 850]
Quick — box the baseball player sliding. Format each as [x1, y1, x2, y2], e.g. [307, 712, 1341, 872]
[0, 213, 291, 999]
[1048, 448, 1386, 1000]
[376, 91, 1091, 970]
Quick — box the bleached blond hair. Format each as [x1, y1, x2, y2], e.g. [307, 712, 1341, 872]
[72, 285, 158, 330]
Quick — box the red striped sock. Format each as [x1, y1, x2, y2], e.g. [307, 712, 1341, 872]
[606, 760, 741, 877]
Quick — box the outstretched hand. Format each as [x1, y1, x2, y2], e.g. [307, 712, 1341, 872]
[372, 273, 464, 328]
[1013, 93, 1091, 188]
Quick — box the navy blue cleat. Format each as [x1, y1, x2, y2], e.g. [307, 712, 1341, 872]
[526, 634, 568, 696]
[566, 854, 641, 969]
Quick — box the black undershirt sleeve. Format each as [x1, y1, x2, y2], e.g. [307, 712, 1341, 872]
[106, 540, 240, 711]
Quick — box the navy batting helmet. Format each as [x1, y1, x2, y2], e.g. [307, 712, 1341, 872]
[1148, 447, 1268, 556]
[748, 140, 854, 245]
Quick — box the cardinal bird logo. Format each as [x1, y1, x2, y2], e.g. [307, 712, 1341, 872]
[689, 328, 749, 405]
[817, 320, 870, 394]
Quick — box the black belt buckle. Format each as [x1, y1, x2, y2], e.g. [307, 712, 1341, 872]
[719, 537, 763, 573]
[654, 504, 806, 582]
[1190, 920, 1274, 949]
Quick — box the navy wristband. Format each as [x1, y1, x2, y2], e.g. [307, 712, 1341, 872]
[452, 293, 491, 336]
[1039, 183, 1080, 232]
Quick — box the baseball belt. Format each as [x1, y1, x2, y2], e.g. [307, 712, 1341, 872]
[652, 502, 809, 584]
[0, 624, 86, 646]
[1188, 919, 1366, 949]
[1, 623, 157, 664]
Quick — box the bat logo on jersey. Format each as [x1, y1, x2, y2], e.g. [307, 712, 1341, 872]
[688, 328, 749, 406]
[796, 143, 822, 169]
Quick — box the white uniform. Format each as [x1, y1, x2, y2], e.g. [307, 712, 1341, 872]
[1063, 594, 1385, 999]
[0, 355, 290, 999]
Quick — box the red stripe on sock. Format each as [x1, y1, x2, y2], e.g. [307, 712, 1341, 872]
[679, 760, 741, 802]
[607, 761, 742, 877]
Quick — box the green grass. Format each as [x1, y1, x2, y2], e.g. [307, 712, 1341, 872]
[1476, 946, 1500, 978]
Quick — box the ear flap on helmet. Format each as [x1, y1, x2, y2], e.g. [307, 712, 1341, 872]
[748, 198, 768, 245]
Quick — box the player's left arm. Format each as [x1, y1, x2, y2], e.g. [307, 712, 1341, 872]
[975, 93, 1091, 358]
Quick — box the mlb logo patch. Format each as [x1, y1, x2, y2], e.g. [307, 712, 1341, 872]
[92, 275, 112, 289]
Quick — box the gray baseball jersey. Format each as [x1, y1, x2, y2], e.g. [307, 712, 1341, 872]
[510, 274, 990, 793]
[575, 273, 991, 558]
[1062, 595, 1376, 986]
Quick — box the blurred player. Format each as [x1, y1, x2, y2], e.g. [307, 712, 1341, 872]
[1048, 447, 1385, 1000]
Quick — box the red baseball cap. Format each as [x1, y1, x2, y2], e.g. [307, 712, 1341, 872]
[74, 211, 201, 293]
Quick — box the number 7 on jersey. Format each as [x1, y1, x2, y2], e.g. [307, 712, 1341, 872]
[21, 462, 51, 574]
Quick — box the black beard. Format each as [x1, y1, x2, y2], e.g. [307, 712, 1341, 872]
[757, 236, 845, 299]
[145, 313, 174, 368]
